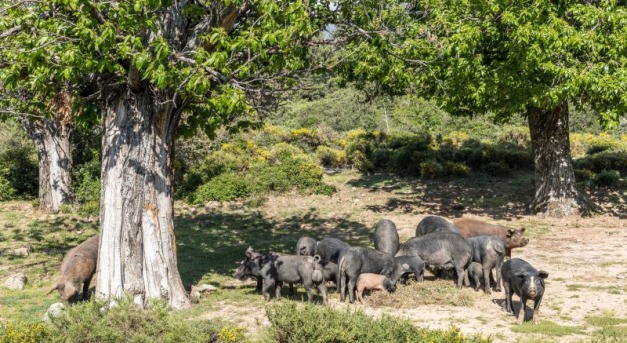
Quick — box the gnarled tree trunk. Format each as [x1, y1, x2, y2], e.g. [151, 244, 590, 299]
[96, 86, 190, 309]
[527, 101, 592, 217]
[20, 92, 73, 212]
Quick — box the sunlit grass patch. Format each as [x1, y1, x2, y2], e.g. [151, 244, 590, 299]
[586, 312, 627, 341]
[510, 320, 584, 336]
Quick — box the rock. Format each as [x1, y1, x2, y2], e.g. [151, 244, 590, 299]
[190, 284, 218, 303]
[11, 247, 31, 257]
[43, 302, 65, 322]
[5, 272, 27, 290]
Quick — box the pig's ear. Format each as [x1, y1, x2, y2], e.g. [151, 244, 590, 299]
[538, 270, 549, 279]
[507, 228, 515, 237]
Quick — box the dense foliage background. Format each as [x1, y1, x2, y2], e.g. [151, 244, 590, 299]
[1, 84, 625, 213]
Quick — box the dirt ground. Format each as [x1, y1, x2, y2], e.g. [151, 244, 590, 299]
[204, 173, 627, 342]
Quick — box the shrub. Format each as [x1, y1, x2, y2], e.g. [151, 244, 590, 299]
[574, 169, 595, 182]
[315, 146, 346, 168]
[45, 298, 231, 343]
[442, 131, 470, 149]
[497, 126, 530, 147]
[264, 302, 491, 343]
[0, 169, 16, 201]
[484, 162, 510, 177]
[592, 170, 620, 187]
[420, 160, 446, 179]
[194, 173, 251, 203]
[0, 322, 52, 343]
[73, 150, 101, 216]
[288, 128, 325, 151]
[446, 162, 471, 177]
[0, 145, 38, 199]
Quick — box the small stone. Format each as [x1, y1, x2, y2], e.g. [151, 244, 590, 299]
[12, 247, 31, 257]
[43, 302, 65, 322]
[5, 272, 27, 290]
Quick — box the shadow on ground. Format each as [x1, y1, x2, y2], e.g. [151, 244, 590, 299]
[174, 206, 370, 289]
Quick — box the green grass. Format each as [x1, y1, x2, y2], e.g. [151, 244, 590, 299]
[585, 313, 627, 342]
[510, 320, 584, 336]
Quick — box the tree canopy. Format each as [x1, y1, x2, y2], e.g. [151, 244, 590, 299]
[333, 0, 627, 126]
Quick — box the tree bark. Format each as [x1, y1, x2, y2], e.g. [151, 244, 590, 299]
[527, 101, 592, 217]
[96, 86, 190, 309]
[20, 102, 73, 213]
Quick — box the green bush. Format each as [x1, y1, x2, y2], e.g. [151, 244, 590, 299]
[420, 159, 446, 179]
[194, 173, 251, 203]
[0, 169, 16, 201]
[484, 162, 511, 177]
[44, 298, 235, 343]
[574, 169, 595, 182]
[0, 145, 38, 199]
[264, 302, 491, 343]
[0, 321, 53, 343]
[315, 146, 346, 168]
[446, 162, 471, 177]
[592, 170, 621, 187]
[73, 150, 101, 216]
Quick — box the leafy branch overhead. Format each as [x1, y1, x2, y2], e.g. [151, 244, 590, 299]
[332, 0, 627, 127]
[0, 0, 330, 136]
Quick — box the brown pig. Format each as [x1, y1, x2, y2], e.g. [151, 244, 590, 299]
[355, 273, 396, 303]
[454, 218, 529, 259]
[48, 235, 99, 303]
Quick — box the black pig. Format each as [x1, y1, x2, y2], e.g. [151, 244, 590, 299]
[338, 246, 405, 303]
[316, 237, 350, 263]
[233, 247, 327, 304]
[396, 232, 472, 288]
[372, 219, 400, 256]
[468, 235, 505, 294]
[415, 215, 461, 236]
[501, 258, 548, 324]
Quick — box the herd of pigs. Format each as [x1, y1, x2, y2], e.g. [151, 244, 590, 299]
[49, 216, 548, 324]
[232, 216, 549, 324]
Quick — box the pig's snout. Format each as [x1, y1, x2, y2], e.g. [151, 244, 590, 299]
[521, 238, 529, 246]
[528, 287, 537, 298]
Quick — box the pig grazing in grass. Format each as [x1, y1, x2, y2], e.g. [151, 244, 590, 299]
[372, 219, 400, 256]
[48, 235, 99, 304]
[501, 258, 548, 324]
[396, 232, 472, 288]
[233, 247, 328, 304]
[338, 247, 405, 303]
[355, 273, 396, 302]
[394, 255, 425, 283]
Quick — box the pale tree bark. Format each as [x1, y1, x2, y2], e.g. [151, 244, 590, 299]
[94, 1, 253, 309]
[97, 86, 189, 309]
[20, 91, 73, 212]
[527, 101, 593, 217]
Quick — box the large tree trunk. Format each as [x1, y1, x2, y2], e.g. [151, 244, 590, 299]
[20, 92, 73, 212]
[527, 101, 592, 217]
[96, 86, 190, 310]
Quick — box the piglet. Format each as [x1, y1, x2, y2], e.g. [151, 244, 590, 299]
[355, 273, 396, 303]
